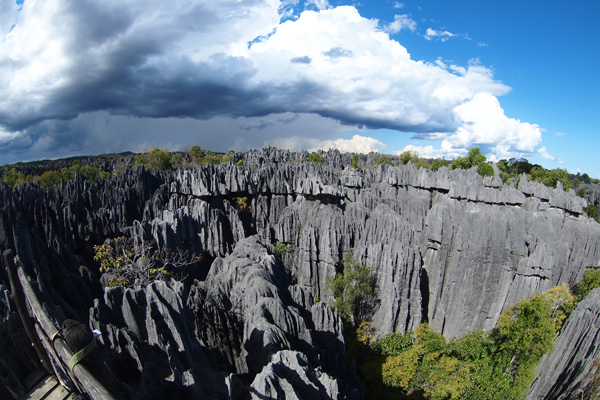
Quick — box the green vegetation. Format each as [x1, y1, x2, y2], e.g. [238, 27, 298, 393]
[430, 158, 449, 171]
[327, 253, 376, 325]
[0, 160, 111, 189]
[344, 284, 577, 400]
[306, 152, 325, 163]
[373, 154, 396, 167]
[134, 147, 174, 170]
[529, 165, 570, 189]
[584, 203, 599, 222]
[573, 269, 600, 302]
[352, 154, 360, 169]
[273, 243, 291, 260]
[234, 196, 249, 212]
[450, 148, 494, 177]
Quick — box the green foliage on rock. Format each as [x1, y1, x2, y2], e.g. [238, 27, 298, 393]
[327, 253, 376, 325]
[573, 269, 600, 302]
[307, 152, 325, 163]
[529, 165, 570, 189]
[373, 155, 396, 167]
[584, 203, 599, 222]
[351, 153, 359, 169]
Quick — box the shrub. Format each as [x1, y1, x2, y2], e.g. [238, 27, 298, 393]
[573, 269, 600, 302]
[148, 148, 173, 170]
[374, 155, 395, 166]
[529, 166, 570, 190]
[93, 236, 200, 287]
[372, 331, 414, 356]
[351, 154, 359, 168]
[40, 170, 62, 188]
[584, 203, 599, 222]
[273, 243, 290, 259]
[235, 196, 248, 212]
[327, 253, 376, 325]
[307, 153, 325, 163]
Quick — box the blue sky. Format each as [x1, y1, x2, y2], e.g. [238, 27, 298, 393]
[0, 0, 598, 177]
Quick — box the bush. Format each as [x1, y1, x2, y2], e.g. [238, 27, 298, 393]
[40, 170, 62, 188]
[584, 203, 599, 222]
[327, 253, 376, 325]
[351, 154, 359, 168]
[307, 153, 325, 163]
[373, 155, 395, 166]
[573, 269, 600, 302]
[372, 331, 414, 356]
[235, 196, 248, 212]
[529, 166, 570, 190]
[93, 236, 200, 288]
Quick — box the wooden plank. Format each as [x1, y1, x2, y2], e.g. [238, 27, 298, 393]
[17, 266, 118, 400]
[45, 382, 72, 400]
[27, 375, 58, 400]
[2, 249, 53, 374]
[23, 368, 48, 392]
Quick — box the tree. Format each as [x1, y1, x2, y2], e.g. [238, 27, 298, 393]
[451, 148, 493, 177]
[147, 148, 173, 170]
[39, 170, 62, 188]
[529, 166, 569, 189]
[431, 158, 449, 171]
[327, 253, 376, 324]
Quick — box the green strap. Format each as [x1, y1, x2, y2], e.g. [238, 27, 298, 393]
[67, 338, 96, 373]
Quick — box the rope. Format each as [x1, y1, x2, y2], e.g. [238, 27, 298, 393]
[67, 338, 97, 374]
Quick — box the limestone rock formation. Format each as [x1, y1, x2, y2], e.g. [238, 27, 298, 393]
[1, 147, 600, 399]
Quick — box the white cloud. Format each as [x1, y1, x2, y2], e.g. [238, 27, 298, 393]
[402, 93, 543, 161]
[425, 28, 456, 42]
[271, 134, 385, 154]
[384, 14, 417, 34]
[554, 131, 567, 136]
[538, 146, 556, 161]
[399, 143, 464, 160]
[393, 2, 405, 9]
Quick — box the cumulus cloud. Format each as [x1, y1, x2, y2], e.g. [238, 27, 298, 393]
[384, 14, 417, 34]
[0, 1, 547, 164]
[271, 134, 385, 153]
[425, 28, 456, 42]
[401, 93, 543, 161]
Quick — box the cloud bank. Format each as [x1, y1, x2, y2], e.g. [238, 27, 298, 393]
[0, 1, 544, 163]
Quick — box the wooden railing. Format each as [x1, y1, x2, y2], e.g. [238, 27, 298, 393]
[3, 249, 120, 400]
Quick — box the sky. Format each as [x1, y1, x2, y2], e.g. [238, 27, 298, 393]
[1, 0, 599, 176]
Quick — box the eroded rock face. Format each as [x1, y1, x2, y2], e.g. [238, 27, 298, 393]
[188, 236, 360, 398]
[526, 288, 600, 399]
